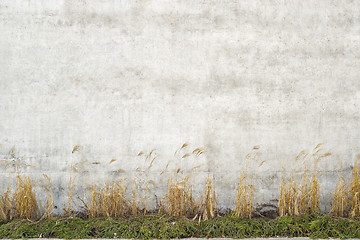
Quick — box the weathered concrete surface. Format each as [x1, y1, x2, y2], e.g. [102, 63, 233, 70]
[0, 0, 360, 211]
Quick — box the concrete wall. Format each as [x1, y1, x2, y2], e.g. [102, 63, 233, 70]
[1, 0, 360, 212]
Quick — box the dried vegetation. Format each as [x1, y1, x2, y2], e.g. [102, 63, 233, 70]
[0, 144, 359, 221]
[279, 144, 331, 216]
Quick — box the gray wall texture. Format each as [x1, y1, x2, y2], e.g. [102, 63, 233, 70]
[0, 0, 360, 212]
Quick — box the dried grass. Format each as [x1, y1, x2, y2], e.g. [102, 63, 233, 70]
[133, 150, 158, 215]
[331, 173, 346, 217]
[88, 184, 101, 218]
[159, 144, 215, 220]
[87, 180, 128, 218]
[40, 174, 54, 218]
[235, 172, 254, 218]
[331, 155, 360, 217]
[348, 157, 360, 217]
[66, 145, 83, 216]
[278, 170, 320, 217]
[162, 174, 216, 220]
[13, 176, 39, 219]
[130, 179, 140, 216]
[279, 144, 330, 217]
[198, 177, 216, 220]
[1, 144, 359, 221]
[234, 146, 265, 218]
[163, 172, 197, 217]
[0, 186, 12, 221]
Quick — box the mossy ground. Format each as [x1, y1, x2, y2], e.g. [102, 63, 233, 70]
[0, 214, 359, 239]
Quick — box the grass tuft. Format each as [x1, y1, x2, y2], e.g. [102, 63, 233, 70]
[87, 180, 128, 218]
[235, 172, 254, 218]
[279, 145, 330, 217]
[163, 171, 197, 217]
[13, 176, 39, 219]
[348, 157, 360, 217]
[198, 177, 216, 220]
[0, 186, 12, 221]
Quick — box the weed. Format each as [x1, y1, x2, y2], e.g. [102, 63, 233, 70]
[330, 154, 360, 217]
[235, 172, 254, 218]
[13, 176, 39, 219]
[40, 174, 54, 219]
[66, 145, 85, 216]
[0, 186, 12, 221]
[0, 143, 359, 224]
[198, 177, 216, 220]
[87, 180, 128, 218]
[68, 145, 79, 216]
[348, 156, 360, 217]
[164, 171, 197, 217]
[130, 179, 140, 216]
[235, 146, 264, 218]
[279, 144, 331, 217]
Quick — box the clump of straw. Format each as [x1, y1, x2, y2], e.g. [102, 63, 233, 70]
[87, 180, 128, 218]
[0, 186, 12, 221]
[235, 172, 254, 218]
[279, 144, 331, 216]
[13, 176, 39, 219]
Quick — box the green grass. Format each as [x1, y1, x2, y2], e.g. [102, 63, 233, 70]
[0, 214, 359, 239]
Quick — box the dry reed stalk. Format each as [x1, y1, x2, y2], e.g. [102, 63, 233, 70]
[279, 174, 289, 217]
[348, 158, 360, 217]
[41, 174, 54, 218]
[235, 146, 263, 219]
[67, 145, 83, 216]
[67, 173, 72, 216]
[87, 180, 129, 218]
[235, 172, 254, 218]
[88, 184, 102, 218]
[103, 180, 128, 217]
[130, 179, 139, 216]
[0, 186, 12, 221]
[279, 168, 320, 216]
[331, 174, 346, 217]
[165, 172, 197, 217]
[330, 155, 360, 217]
[68, 146, 77, 216]
[161, 144, 211, 219]
[310, 170, 320, 211]
[279, 145, 329, 217]
[198, 177, 216, 220]
[134, 150, 158, 215]
[13, 176, 39, 219]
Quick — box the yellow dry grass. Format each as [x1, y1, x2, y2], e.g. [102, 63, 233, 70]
[348, 158, 360, 217]
[87, 180, 128, 218]
[279, 170, 320, 217]
[88, 184, 101, 218]
[198, 177, 216, 220]
[163, 172, 197, 217]
[331, 173, 346, 217]
[234, 146, 265, 218]
[40, 174, 54, 218]
[130, 179, 140, 216]
[2, 143, 358, 221]
[159, 144, 215, 220]
[161, 173, 216, 221]
[0, 186, 12, 221]
[66, 145, 84, 216]
[132, 150, 158, 215]
[331, 155, 360, 217]
[235, 172, 254, 218]
[279, 144, 330, 217]
[13, 176, 39, 219]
